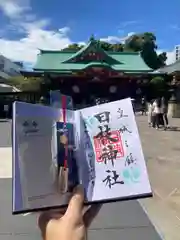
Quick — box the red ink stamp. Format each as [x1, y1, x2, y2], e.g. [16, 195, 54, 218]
[93, 130, 124, 163]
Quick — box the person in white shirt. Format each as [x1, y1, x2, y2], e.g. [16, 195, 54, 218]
[152, 98, 161, 129]
[147, 100, 153, 127]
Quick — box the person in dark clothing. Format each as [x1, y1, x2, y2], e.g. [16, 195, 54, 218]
[141, 97, 147, 115]
[161, 97, 169, 130]
[152, 98, 161, 129]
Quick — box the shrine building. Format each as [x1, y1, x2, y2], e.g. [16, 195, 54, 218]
[21, 37, 164, 106]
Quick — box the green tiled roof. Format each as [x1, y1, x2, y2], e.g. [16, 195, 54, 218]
[61, 40, 120, 65]
[33, 40, 152, 73]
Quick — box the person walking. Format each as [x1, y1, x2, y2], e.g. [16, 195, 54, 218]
[161, 97, 169, 130]
[152, 98, 161, 129]
[147, 100, 153, 127]
[141, 97, 147, 115]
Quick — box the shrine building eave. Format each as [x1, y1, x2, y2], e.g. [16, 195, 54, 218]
[33, 52, 153, 73]
[157, 59, 180, 75]
[20, 70, 44, 77]
[20, 70, 73, 77]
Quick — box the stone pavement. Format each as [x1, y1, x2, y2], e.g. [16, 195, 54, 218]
[1, 116, 180, 239]
[137, 115, 180, 239]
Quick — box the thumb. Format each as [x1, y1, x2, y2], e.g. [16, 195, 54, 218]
[64, 185, 84, 224]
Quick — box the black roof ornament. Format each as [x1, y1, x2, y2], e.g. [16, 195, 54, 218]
[89, 34, 95, 42]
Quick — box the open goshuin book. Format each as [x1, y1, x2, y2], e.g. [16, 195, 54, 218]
[12, 91, 152, 214]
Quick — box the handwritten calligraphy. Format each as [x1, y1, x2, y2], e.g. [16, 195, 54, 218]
[119, 125, 132, 134]
[117, 108, 128, 119]
[94, 111, 110, 124]
[125, 140, 128, 147]
[125, 153, 137, 166]
[123, 151, 141, 183]
[102, 170, 124, 188]
[99, 145, 118, 166]
[94, 111, 118, 145]
[89, 105, 138, 189]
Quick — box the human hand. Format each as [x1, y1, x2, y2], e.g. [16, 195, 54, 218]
[38, 185, 102, 240]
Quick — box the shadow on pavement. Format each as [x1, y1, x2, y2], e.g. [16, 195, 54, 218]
[167, 126, 180, 132]
[0, 178, 162, 240]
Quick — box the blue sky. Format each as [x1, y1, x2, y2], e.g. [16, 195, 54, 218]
[30, 0, 180, 49]
[0, 0, 180, 65]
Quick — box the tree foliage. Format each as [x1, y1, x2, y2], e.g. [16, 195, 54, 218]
[149, 76, 169, 98]
[61, 32, 167, 70]
[61, 43, 83, 52]
[7, 75, 45, 91]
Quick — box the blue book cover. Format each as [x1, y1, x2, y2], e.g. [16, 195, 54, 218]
[12, 101, 78, 214]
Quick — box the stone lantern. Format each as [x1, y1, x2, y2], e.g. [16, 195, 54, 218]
[168, 92, 180, 118]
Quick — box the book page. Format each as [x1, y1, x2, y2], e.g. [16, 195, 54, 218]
[76, 98, 152, 202]
[13, 102, 72, 213]
[73, 111, 95, 201]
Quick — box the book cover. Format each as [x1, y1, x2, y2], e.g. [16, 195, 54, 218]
[12, 97, 152, 214]
[12, 102, 74, 214]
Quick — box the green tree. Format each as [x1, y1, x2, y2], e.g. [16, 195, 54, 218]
[124, 32, 167, 69]
[99, 41, 112, 51]
[157, 52, 167, 67]
[124, 32, 157, 51]
[110, 43, 124, 52]
[124, 34, 143, 51]
[7, 75, 45, 91]
[61, 43, 83, 52]
[149, 76, 168, 98]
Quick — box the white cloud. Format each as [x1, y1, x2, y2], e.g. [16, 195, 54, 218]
[100, 36, 121, 43]
[119, 32, 135, 43]
[166, 51, 175, 65]
[0, 1, 22, 17]
[0, 25, 135, 63]
[0, 24, 72, 63]
[0, 0, 30, 18]
[120, 21, 140, 28]
[0, 0, 73, 63]
[100, 32, 135, 44]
